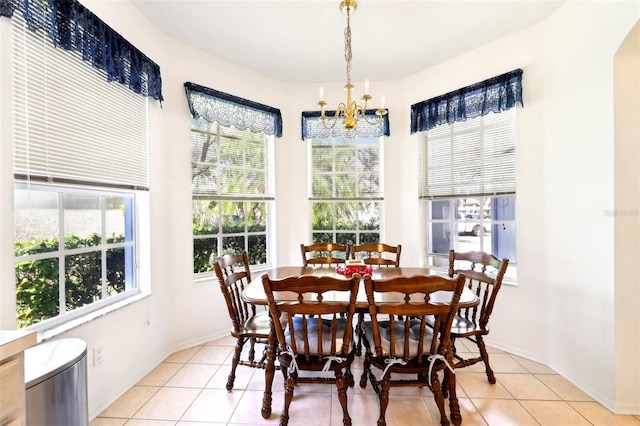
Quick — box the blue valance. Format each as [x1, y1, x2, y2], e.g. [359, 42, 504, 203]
[301, 110, 390, 141]
[410, 69, 523, 133]
[1, 0, 163, 103]
[185, 82, 283, 138]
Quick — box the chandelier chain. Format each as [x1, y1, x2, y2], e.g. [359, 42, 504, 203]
[344, 10, 352, 85]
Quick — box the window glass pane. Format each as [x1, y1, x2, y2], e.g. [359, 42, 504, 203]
[105, 195, 128, 240]
[65, 252, 101, 310]
[193, 200, 219, 235]
[223, 236, 245, 254]
[106, 248, 126, 297]
[358, 201, 380, 231]
[14, 188, 59, 251]
[312, 202, 334, 231]
[248, 235, 267, 264]
[16, 257, 60, 327]
[313, 232, 333, 243]
[222, 202, 245, 233]
[194, 237, 217, 273]
[247, 202, 267, 232]
[64, 193, 101, 249]
[336, 202, 356, 230]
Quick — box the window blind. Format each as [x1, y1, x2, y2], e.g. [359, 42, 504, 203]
[191, 119, 272, 199]
[418, 108, 516, 199]
[310, 136, 382, 200]
[12, 12, 149, 189]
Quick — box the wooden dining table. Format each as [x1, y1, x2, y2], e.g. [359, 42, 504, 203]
[242, 266, 477, 425]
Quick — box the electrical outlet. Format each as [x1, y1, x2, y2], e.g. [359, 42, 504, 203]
[93, 345, 104, 366]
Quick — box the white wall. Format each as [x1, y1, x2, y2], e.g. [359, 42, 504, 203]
[1, 0, 638, 419]
[614, 19, 640, 414]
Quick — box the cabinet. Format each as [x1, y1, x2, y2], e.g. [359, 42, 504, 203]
[0, 331, 37, 426]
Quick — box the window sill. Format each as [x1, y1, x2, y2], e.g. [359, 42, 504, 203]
[34, 292, 151, 343]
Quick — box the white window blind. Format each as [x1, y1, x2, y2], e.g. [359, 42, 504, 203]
[191, 119, 272, 199]
[419, 109, 515, 199]
[11, 13, 148, 189]
[310, 136, 382, 200]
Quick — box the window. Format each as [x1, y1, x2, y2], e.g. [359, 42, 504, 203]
[309, 135, 383, 247]
[14, 185, 140, 328]
[10, 9, 151, 329]
[191, 120, 273, 273]
[420, 109, 517, 272]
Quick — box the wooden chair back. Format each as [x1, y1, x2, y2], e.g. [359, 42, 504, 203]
[300, 242, 348, 266]
[350, 243, 401, 267]
[363, 273, 465, 362]
[261, 273, 360, 362]
[214, 251, 255, 334]
[448, 250, 509, 330]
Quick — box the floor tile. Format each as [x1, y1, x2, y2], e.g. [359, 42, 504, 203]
[569, 401, 640, 426]
[229, 389, 283, 425]
[205, 362, 256, 390]
[137, 363, 183, 387]
[423, 396, 488, 426]
[165, 363, 220, 388]
[189, 345, 234, 364]
[99, 386, 160, 418]
[89, 418, 127, 426]
[472, 398, 539, 425]
[164, 346, 202, 364]
[495, 373, 560, 400]
[132, 387, 201, 421]
[124, 420, 177, 426]
[535, 374, 593, 401]
[510, 354, 557, 374]
[180, 389, 244, 423]
[456, 372, 514, 399]
[520, 400, 591, 425]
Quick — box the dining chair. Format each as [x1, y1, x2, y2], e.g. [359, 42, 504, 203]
[349, 242, 401, 267]
[213, 252, 272, 391]
[349, 242, 402, 355]
[300, 242, 349, 266]
[261, 273, 360, 426]
[359, 273, 466, 426]
[447, 249, 509, 384]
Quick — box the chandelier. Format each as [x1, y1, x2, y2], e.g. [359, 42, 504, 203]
[317, 0, 387, 131]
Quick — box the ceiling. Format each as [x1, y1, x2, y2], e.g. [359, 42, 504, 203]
[131, 0, 564, 84]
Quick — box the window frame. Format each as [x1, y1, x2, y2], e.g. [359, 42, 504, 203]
[308, 135, 385, 246]
[13, 182, 146, 331]
[190, 119, 275, 277]
[420, 110, 518, 280]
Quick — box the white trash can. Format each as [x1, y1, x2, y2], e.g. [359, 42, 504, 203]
[24, 338, 88, 426]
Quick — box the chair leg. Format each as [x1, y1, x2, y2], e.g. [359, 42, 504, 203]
[431, 372, 450, 426]
[248, 337, 256, 363]
[359, 356, 370, 388]
[227, 337, 245, 391]
[376, 377, 391, 426]
[355, 312, 364, 356]
[335, 370, 352, 426]
[476, 336, 496, 384]
[280, 372, 296, 426]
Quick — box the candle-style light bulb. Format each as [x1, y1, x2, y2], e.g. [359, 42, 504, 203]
[364, 79, 370, 95]
[319, 87, 324, 101]
[380, 95, 385, 109]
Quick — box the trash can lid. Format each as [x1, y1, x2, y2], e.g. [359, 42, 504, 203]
[25, 338, 87, 387]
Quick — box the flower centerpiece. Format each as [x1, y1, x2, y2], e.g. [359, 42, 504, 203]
[336, 259, 372, 276]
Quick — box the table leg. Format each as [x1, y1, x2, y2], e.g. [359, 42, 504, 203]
[261, 317, 276, 419]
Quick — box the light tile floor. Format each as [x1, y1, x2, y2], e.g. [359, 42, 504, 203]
[91, 336, 640, 426]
